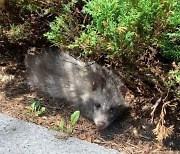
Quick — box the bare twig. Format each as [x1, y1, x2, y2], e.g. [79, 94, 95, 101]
[151, 97, 162, 123]
[83, 14, 87, 25]
[162, 88, 170, 103]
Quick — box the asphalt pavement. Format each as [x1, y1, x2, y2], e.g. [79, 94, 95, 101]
[0, 114, 122, 154]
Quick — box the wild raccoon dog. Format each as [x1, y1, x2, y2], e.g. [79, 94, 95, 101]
[25, 48, 129, 129]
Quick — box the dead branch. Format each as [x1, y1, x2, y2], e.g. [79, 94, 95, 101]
[151, 97, 162, 123]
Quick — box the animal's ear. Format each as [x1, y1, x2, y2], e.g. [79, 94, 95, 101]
[118, 85, 128, 97]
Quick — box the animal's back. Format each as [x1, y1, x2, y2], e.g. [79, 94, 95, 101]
[25, 49, 99, 103]
[25, 48, 128, 129]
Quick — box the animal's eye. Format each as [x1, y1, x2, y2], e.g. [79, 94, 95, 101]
[95, 103, 101, 109]
[110, 107, 115, 113]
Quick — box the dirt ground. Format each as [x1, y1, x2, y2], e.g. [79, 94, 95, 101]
[0, 54, 179, 154]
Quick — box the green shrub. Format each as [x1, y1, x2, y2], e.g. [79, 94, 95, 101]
[6, 23, 30, 43]
[44, 0, 179, 60]
[161, 1, 180, 61]
[161, 40, 180, 61]
[44, 16, 70, 47]
[167, 0, 180, 26]
[71, 0, 141, 57]
[165, 62, 180, 99]
[75, 0, 179, 59]
[166, 63, 180, 86]
[8, 0, 43, 14]
[44, 1, 80, 48]
[71, 0, 172, 57]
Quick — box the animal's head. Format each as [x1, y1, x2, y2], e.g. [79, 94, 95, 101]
[91, 81, 129, 130]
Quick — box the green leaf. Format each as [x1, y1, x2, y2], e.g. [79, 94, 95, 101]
[31, 100, 40, 112]
[66, 125, 73, 134]
[52, 126, 59, 131]
[59, 120, 65, 132]
[176, 75, 180, 82]
[72, 0, 78, 4]
[23, 109, 31, 114]
[70, 110, 80, 126]
[35, 112, 40, 117]
[40, 107, 46, 113]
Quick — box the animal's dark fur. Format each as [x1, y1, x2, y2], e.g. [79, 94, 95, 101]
[25, 48, 128, 129]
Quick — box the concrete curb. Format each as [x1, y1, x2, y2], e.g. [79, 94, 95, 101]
[0, 114, 121, 154]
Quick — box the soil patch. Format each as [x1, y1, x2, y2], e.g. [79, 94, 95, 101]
[0, 54, 179, 154]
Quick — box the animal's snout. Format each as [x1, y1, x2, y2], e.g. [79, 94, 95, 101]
[96, 121, 106, 130]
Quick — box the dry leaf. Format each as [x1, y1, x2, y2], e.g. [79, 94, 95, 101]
[85, 133, 92, 143]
